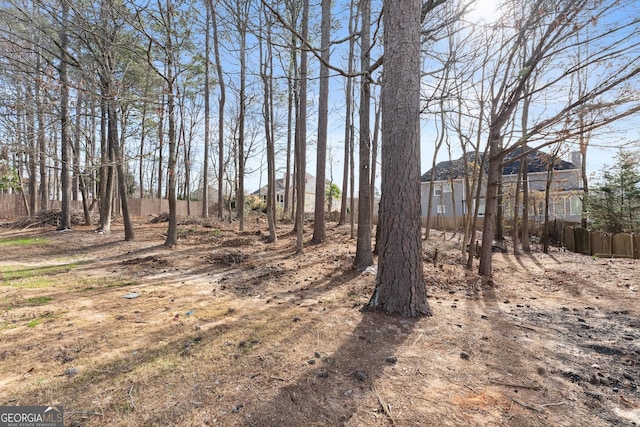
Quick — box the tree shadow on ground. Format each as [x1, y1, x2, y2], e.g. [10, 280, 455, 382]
[242, 311, 420, 426]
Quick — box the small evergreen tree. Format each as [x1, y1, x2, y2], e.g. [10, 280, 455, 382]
[0, 162, 21, 193]
[325, 182, 340, 213]
[588, 150, 640, 233]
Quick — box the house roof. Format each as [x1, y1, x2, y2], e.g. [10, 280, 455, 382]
[252, 173, 316, 195]
[420, 146, 577, 182]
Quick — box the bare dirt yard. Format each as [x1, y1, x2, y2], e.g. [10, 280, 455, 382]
[0, 217, 638, 426]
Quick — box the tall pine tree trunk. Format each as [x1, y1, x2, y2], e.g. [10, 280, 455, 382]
[365, 0, 430, 317]
[295, 0, 309, 254]
[340, 3, 356, 226]
[202, 4, 211, 218]
[353, 0, 373, 269]
[312, 0, 331, 243]
[58, 0, 72, 231]
[210, 3, 225, 220]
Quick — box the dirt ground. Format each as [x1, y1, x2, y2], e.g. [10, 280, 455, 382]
[0, 217, 638, 426]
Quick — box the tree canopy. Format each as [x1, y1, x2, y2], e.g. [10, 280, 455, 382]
[588, 150, 640, 234]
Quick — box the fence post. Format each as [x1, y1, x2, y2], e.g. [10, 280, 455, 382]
[574, 227, 590, 255]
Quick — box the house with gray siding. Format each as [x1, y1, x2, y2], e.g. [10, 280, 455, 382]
[421, 147, 584, 223]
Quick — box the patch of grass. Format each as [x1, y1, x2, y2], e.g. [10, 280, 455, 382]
[25, 296, 53, 306]
[26, 318, 42, 328]
[0, 276, 55, 289]
[3, 263, 82, 288]
[0, 262, 82, 287]
[0, 295, 51, 312]
[25, 311, 56, 328]
[0, 237, 48, 246]
[79, 279, 138, 291]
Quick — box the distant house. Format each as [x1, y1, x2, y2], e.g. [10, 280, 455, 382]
[420, 148, 584, 223]
[252, 173, 341, 214]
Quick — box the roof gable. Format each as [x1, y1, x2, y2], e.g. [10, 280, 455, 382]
[421, 147, 578, 182]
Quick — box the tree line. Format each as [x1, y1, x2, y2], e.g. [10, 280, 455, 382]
[0, 0, 638, 315]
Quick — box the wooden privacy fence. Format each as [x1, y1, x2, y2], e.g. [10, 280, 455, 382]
[0, 194, 28, 219]
[123, 198, 203, 218]
[551, 219, 640, 259]
[0, 194, 203, 220]
[421, 216, 485, 231]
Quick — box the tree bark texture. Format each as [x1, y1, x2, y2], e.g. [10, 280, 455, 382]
[295, 0, 309, 254]
[353, 0, 372, 269]
[364, 0, 430, 317]
[58, 0, 72, 231]
[312, 0, 331, 243]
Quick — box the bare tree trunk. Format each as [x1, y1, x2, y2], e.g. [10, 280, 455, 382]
[58, 0, 72, 231]
[286, 13, 300, 223]
[72, 90, 82, 202]
[365, 0, 430, 317]
[521, 156, 531, 252]
[36, 52, 48, 212]
[371, 96, 380, 246]
[109, 100, 134, 241]
[349, 111, 355, 239]
[75, 97, 91, 227]
[164, 1, 178, 247]
[139, 74, 150, 200]
[78, 173, 91, 225]
[87, 97, 97, 205]
[339, 3, 356, 226]
[446, 141, 457, 233]
[179, 93, 192, 216]
[543, 144, 565, 252]
[519, 65, 533, 253]
[479, 131, 502, 277]
[542, 153, 556, 253]
[202, 3, 211, 218]
[466, 150, 486, 269]
[236, 3, 249, 232]
[354, 0, 373, 269]
[25, 82, 37, 215]
[260, 5, 277, 243]
[295, 0, 309, 254]
[210, 4, 225, 220]
[98, 86, 113, 232]
[424, 107, 446, 240]
[156, 90, 165, 199]
[284, 71, 294, 220]
[165, 84, 178, 245]
[312, 0, 331, 244]
[495, 174, 504, 245]
[579, 137, 589, 227]
[513, 153, 523, 255]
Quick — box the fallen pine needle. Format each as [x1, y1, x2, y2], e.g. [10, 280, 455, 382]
[541, 401, 567, 409]
[490, 379, 543, 390]
[371, 385, 396, 427]
[129, 386, 135, 410]
[505, 394, 542, 412]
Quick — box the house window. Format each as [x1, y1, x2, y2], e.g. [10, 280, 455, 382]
[477, 199, 485, 217]
[437, 204, 446, 214]
[553, 198, 565, 217]
[434, 189, 442, 196]
[570, 196, 582, 216]
[443, 183, 452, 193]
